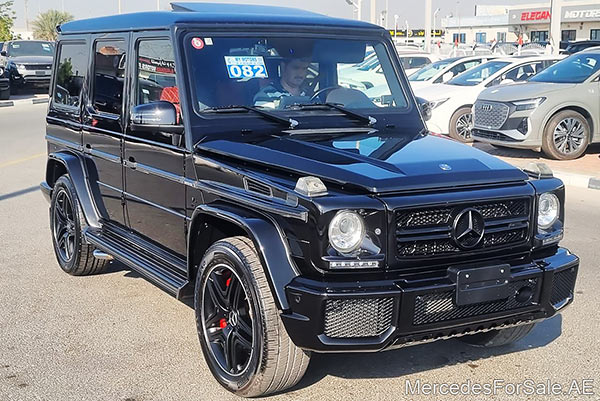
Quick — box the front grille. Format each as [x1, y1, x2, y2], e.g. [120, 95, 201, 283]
[413, 278, 538, 325]
[550, 268, 577, 307]
[473, 101, 510, 130]
[472, 129, 520, 142]
[396, 198, 530, 258]
[24, 64, 52, 70]
[324, 298, 394, 338]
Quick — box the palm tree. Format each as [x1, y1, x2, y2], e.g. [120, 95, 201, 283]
[32, 10, 73, 41]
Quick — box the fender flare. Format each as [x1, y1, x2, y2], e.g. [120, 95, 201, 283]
[46, 151, 102, 229]
[188, 203, 299, 310]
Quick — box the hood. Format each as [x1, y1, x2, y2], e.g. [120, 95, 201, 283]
[195, 130, 527, 193]
[413, 83, 465, 101]
[8, 56, 53, 64]
[478, 81, 577, 102]
[409, 80, 431, 90]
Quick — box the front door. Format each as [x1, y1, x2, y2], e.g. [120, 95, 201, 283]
[123, 35, 187, 256]
[82, 35, 129, 225]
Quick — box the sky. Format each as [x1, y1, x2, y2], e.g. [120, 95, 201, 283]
[10, 0, 537, 30]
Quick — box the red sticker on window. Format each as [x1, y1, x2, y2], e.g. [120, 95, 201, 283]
[191, 37, 205, 50]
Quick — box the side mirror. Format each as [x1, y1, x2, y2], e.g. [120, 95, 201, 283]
[131, 101, 183, 133]
[416, 97, 432, 122]
[442, 71, 454, 82]
[0, 51, 6, 57]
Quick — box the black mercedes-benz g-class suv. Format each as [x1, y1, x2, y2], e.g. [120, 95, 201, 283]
[41, 3, 579, 397]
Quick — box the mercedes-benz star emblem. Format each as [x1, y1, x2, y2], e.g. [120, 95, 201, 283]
[439, 164, 452, 171]
[452, 208, 485, 249]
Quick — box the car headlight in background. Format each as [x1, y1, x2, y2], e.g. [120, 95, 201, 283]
[513, 97, 545, 112]
[538, 192, 560, 230]
[328, 210, 365, 254]
[0, 66, 4, 76]
[429, 98, 449, 109]
[16, 64, 26, 71]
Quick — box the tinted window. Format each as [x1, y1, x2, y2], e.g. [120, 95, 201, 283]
[530, 54, 600, 83]
[7, 41, 54, 57]
[92, 40, 126, 115]
[136, 39, 177, 106]
[447, 61, 510, 86]
[54, 43, 88, 109]
[408, 58, 453, 81]
[401, 57, 429, 70]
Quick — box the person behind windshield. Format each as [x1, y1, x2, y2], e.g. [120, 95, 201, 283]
[253, 56, 311, 108]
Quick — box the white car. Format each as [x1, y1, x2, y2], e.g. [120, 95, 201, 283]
[414, 55, 562, 142]
[408, 55, 496, 90]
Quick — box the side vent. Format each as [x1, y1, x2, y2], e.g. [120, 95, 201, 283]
[243, 178, 273, 197]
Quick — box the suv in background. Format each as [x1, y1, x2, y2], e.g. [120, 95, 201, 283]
[1, 40, 54, 94]
[473, 51, 600, 159]
[40, 2, 579, 397]
[562, 40, 600, 55]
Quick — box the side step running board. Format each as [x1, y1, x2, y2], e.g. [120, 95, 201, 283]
[85, 227, 189, 299]
[92, 250, 114, 261]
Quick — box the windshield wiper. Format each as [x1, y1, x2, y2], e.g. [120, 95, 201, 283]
[203, 105, 299, 129]
[285, 102, 377, 126]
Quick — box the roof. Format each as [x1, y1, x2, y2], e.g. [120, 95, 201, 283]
[59, 2, 380, 34]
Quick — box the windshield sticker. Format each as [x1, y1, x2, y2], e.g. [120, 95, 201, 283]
[42, 43, 51, 50]
[204, 38, 213, 46]
[224, 56, 268, 79]
[191, 37, 205, 50]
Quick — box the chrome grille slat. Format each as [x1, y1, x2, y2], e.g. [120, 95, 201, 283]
[395, 198, 530, 258]
[473, 101, 510, 130]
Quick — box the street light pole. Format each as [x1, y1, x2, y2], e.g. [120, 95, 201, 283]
[370, 0, 376, 24]
[394, 14, 399, 43]
[433, 8, 440, 42]
[424, 0, 432, 52]
[385, 0, 389, 29]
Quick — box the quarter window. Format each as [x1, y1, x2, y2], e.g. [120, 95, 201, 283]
[92, 40, 126, 115]
[54, 43, 88, 109]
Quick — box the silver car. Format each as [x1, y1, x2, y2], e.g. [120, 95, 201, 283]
[472, 50, 600, 160]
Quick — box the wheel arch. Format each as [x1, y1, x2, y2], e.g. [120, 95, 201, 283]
[449, 104, 474, 133]
[45, 151, 102, 228]
[188, 204, 299, 310]
[542, 105, 594, 139]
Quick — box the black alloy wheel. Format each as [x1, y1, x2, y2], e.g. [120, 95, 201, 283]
[201, 263, 254, 377]
[53, 188, 76, 264]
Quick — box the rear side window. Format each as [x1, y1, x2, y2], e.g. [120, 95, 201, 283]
[92, 40, 126, 115]
[53, 42, 88, 109]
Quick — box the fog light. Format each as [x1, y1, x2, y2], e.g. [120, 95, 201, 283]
[329, 260, 379, 269]
[517, 118, 528, 134]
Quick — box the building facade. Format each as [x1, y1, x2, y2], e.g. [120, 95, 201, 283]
[442, 1, 600, 45]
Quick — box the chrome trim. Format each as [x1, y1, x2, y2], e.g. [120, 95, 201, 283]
[88, 148, 121, 164]
[132, 162, 186, 184]
[243, 177, 273, 198]
[92, 249, 114, 261]
[124, 191, 187, 219]
[97, 181, 122, 193]
[185, 179, 308, 222]
[45, 135, 83, 151]
[281, 127, 377, 135]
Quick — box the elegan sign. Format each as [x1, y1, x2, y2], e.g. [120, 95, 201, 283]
[509, 8, 551, 24]
[509, 5, 600, 25]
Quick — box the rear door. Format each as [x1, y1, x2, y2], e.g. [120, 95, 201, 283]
[82, 34, 129, 225]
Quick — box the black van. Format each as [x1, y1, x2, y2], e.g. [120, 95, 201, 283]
[41, 2, 579, 397]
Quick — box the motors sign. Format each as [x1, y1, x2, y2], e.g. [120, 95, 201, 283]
[563, 5, 600, 22]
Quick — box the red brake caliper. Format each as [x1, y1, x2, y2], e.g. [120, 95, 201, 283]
[219, 276, 232, 329]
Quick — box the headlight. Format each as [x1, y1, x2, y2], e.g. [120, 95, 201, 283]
[538, 193, 559, 230]
[513, 97, 545, 111]
[16, 64, 26, 70]
[0, 66, 4, 76]
[429, 98, 449, 109]
[328, 210, 365, 254]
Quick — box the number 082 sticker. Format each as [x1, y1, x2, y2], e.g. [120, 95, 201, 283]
[224, 56, 268, 79]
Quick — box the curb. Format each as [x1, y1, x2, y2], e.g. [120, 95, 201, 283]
[553, 171, 600, 191]
[0, 97, 49, 108]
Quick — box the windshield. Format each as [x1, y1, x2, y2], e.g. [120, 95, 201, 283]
[185, 35, 408, 112]
[409, 58, 454, 81]
[447, 60, 510, 86]
[7, 41, 54, 57]
[529, 54, 600, 83]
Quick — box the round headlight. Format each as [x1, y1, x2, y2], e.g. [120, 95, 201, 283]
[538, 193, 559, 230]
[328, 210, 365, 254]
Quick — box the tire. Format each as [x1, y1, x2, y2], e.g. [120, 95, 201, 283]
[50, 175, 108, 276]
[195, 236, 310, 397]
[459, 323, 536, 347]
[0, 88, 9, 100]
[542, 110, 590, 160]
[449, 106, 474, 143]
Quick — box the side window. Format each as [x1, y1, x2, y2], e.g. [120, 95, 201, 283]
[53, 42, 88, 109]
[92, 40, 126, 115]
[136, 39, 178, 115]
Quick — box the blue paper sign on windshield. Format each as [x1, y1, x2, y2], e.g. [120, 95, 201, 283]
[224, 56, 268, 79]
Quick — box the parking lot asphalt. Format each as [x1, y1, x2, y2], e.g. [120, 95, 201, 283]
[1, 103, 599, 401]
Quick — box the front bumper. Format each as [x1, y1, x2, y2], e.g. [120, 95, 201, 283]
[12, 72, 51, 87]
[281, 247, 578, 352]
